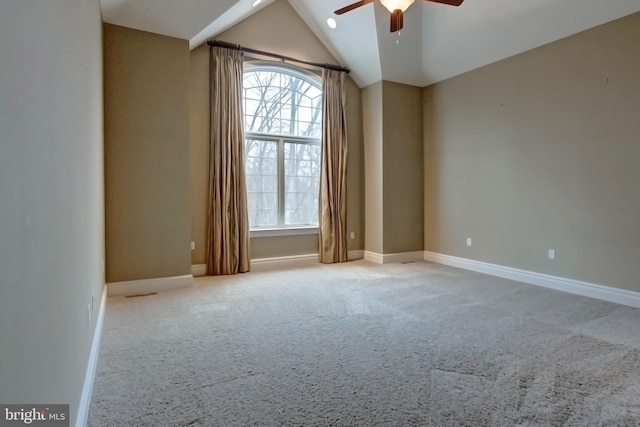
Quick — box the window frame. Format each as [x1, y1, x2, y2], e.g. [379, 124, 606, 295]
[243, 61, 323, 235]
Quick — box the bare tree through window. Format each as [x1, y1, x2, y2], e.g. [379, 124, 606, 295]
[243, 65, 322, 228]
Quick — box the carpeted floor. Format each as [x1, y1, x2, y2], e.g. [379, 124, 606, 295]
[88, 260, 640, 426]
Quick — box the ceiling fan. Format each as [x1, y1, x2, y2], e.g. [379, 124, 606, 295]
[334, 0, 464, 32]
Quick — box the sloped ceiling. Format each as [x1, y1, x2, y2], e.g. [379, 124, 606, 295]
[100, 0, 640, 87]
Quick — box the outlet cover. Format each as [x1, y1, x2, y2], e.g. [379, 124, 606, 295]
[191, 241, 195, 251]
[466, 238, 472, 247]
[548, 249, 556, 260]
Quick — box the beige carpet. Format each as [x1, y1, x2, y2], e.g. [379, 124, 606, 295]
[88, 260, 640, 426]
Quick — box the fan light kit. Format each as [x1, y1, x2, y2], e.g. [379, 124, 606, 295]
[380, 0, 415, 13]
[334, 0, 464, 32]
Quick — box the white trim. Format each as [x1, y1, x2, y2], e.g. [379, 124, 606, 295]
[251, 253, 318, 269]
[107, 275, 193, 297]
[423, 251, 640, 309]
[192, 250, 363, 276]
[364, 251, 384, 264]
[191, 264, 206, 277]
[244, 60, 321, 85]
[252, 253, 318, 264]
[250, 226, 318, 238]
[76, 285, 107, 427]
[364, 251, 425, 265]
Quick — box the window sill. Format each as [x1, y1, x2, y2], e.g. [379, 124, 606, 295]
[250, 226, 318, 238]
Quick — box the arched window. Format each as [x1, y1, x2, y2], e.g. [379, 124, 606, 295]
[243, 63, 322, 229]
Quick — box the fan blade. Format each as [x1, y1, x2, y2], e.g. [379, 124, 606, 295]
[334, 0, 374, 15]
[390, 10, 404, 32]
[424, 0, 464, 6]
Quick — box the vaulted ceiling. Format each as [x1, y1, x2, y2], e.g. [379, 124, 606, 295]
[100, 0, 640, 87]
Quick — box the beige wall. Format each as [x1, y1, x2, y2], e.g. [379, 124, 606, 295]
[251, 234, 319, 259]
[424, 12, 640, 292]
[362, 82, 384, 254]
[104, 24, 191, 282]
[189, 0, 364, 263]
[382, 81, 424, 253]
[363, 81, 423, 255]
[189, 44, 209, 263]
[0, 1, 104, 425]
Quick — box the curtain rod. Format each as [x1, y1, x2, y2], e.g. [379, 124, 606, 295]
[207, 39, 350, 74]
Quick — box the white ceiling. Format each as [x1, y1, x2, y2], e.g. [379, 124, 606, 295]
[100, 0, 640, 87]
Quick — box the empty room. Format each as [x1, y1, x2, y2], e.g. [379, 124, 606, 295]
[1, 0, 640, 425]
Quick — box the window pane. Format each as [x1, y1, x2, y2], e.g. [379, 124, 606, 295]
[245, 138, 278, 227]
[243, 69, 322, 138]
[284, 141, 320, 226]
[243, 66, 322, 229]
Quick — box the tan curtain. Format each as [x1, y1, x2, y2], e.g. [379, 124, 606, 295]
[206, 46, 250, 275]
[319, 69, 349, 263]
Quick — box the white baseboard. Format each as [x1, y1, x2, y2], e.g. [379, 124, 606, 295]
[192, 250, 365, 276]
[251, 253, 319, 270]
[191, 264, 206, 277]
[76, 285, 107, 427]
[107, 275, 193, 297]
[364, 251, 424, 265]
[423, 251, 640, 309]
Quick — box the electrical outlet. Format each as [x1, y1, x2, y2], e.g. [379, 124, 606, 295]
[350, 232, 355, 240]
[548, 249, 556, 260]
[466, 238, 472, 247]
[191, 241, 195, 251]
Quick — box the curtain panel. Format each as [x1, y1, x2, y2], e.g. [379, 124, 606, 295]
[206, 46, 251, 275]
[319, 69, 349, 263]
